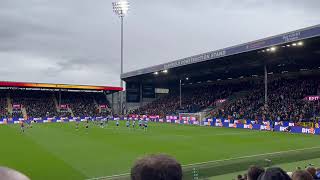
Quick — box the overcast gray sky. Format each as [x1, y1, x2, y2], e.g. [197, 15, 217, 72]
[0, 0, 319, 86]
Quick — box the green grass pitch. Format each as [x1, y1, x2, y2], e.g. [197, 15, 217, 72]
[0, 121, 320, 180]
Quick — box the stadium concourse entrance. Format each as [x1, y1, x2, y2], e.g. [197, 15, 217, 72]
[122, 25, 320, 119]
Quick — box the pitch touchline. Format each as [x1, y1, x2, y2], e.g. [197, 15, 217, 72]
[182, 146, 320, 167]
[85, 146, 320, 180]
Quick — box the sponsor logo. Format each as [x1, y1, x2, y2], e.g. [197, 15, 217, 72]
[246, 41, 266, 50]
[302, 128, 315, 134]
[164, 50, 226, 69]
[282, 31, 301, 42]
[244, 124, 253, 129]
[279, 126, 287, 131]
[260, 125, 270, 130]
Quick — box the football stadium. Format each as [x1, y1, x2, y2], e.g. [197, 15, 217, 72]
[1, 23, 320, 180]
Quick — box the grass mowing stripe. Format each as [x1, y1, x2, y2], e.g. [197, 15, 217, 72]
[2, 122, 320, 180]
[85, 146, 320, 180]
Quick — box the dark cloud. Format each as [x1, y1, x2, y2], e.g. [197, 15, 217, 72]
[0, 0, 319, 86]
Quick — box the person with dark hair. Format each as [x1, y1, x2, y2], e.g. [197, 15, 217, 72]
[243, 173, 248, 180]
[247, 165, 265, 180]
[237, 174, 244, 180]
[257, 167, 291, 180]
[291, 170, 313, 180]
[131, 154, 182, 180]
[305, 166, 317, 179]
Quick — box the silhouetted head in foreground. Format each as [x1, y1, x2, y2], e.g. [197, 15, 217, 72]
[131, 154, 182, 180]
[291, 170, 313, 180]
[247, 165, 265, 180]
[0, 167, 29, 180]
[257, 167, 291, 180]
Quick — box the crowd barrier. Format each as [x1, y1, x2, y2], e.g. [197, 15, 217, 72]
[203, 118, 320, 135]
[0, 116, 319, 135]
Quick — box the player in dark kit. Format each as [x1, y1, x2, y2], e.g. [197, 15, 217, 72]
[106, 117, 109, 126]
[139, 120, 142, 128]
[100, 119, 104, 128]
[144, 120, 148, 132]
[116, 119, 119, 127]
[85, 120, 89, 133]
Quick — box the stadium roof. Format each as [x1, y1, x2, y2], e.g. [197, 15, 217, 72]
[0, 81, 123, 91]
[122, 24, 320, 86]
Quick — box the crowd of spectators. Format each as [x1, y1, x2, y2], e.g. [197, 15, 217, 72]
[217, 78, 320, 122]
[59, 92, 97, 117]
[0, 89, 111, 118]
[134, 75, 320, 122]
[10, 90, 58, 118]
[0, 92, 8, 118]
[235, 165, 320, 180]
[133, 81, 254, 117]
[58, 92, 111, 117]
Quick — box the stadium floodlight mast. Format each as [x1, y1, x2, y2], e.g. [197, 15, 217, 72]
[112, 0, 129, 114]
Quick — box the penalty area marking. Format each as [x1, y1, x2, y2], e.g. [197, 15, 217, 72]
[85, 146, 320, 180]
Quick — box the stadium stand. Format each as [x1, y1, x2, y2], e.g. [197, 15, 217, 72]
[10, 90, 58, 118]
[57, 91, 110, 117]
[134, 75, 320, 122]
[0, 89, 112, 118]
[0, 91, 8, 118]
[133, 82, 253, 116]
[218, 77, 320, 122]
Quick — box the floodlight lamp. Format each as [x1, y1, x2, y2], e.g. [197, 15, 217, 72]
[113, 0, 130, 17]
[162, 69, 168, 73]
[270, 47, 276, 52]
[297, 41, 303, 46]
[292, 43, 297, 46]
[153, 72, 159, 75]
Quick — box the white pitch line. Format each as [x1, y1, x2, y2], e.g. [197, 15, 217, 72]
[85, 146, 320, 180]
[173, 132, 258, 138]
[182, 146, 320, 167]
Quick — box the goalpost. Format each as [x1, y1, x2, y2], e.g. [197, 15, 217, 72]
[178, 112, 202, 125]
